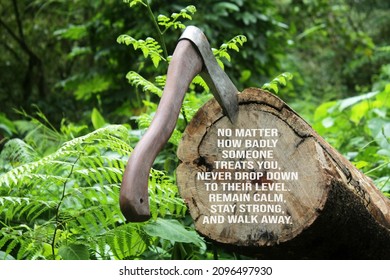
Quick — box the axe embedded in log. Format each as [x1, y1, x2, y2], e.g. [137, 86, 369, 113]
[120, 26, 239, 222]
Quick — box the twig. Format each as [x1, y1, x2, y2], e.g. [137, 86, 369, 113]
[51, 155, 80, 258]
[145, 0, 168, 58]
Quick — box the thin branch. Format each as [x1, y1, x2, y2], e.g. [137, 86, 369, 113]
[12, 0, 25, 41]
[0, 17, 22, 48]
[51, 155, 81, 258]
[0, 16, 38, 60]
[145, 0, 168, 58]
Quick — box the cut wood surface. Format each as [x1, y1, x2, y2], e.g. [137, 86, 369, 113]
[176, 88, 390, 259]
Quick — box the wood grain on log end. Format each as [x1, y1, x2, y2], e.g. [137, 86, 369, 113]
[177, 88, 390, 258]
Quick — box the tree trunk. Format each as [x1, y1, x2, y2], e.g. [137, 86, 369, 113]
[176, 88, 390, 259]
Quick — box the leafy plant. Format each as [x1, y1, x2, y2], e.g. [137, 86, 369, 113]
[0, 118, 204, 259]
[117, 2, 248, 169]
[157, 5, 197, 33]
[117, 36, 165, 68]
[1, 1, 252, 260]
[262, 72, 294, 94]
[213, 35, 247, 69]
[125, 71, 163, 98]
[2, 0, 388, 261]
[312, 68, 390, 198]
[122, 1, 196, 58]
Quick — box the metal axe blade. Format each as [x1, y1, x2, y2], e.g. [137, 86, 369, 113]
[180, 26, 239, 123]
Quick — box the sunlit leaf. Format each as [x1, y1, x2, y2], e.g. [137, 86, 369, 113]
[91, 108, 106, 130]
[59, 244, 90, 260]
[144, 218, 205, 248]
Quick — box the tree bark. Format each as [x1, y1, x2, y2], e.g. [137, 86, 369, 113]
[176, 88, 390, 259]
[0, 1, 47, 102]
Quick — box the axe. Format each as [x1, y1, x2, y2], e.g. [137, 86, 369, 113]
[120, 26, 239, 222]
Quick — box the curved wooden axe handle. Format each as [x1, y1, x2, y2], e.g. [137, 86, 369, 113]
[120, 39, 203, 222]
[120, 26, 238, 222]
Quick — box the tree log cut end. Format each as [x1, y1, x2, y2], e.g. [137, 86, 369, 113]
[177, 88, 390, 258]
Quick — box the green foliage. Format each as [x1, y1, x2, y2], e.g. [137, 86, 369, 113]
[125, 71, 163, 98]
[117, 2, 248, 162]
[53, 24, 88, 41]
[313, 70, 390, 197]
[117, 36, 165, 68]
[262, 72, 294, 94]
[124, 0, 147, 8]
[58, 244, 90, 260]
[278, 0, 390, 101]
[0, 2, 225, 260]
[157, 5, 197, 32]
[1, 0, 390, 261]
[213, 35, 248, 68]
[0, 119, 204, 259]
[0, 114, 16, 141]
[73, 75, 113, 101]
[91, 108, 107, 130]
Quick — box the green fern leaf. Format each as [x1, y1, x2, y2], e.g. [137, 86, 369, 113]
[191, 76, 210, 92]
[105, 224, 148, 259]
[262, 72, 294, 94]
[0, 125, 128, 190]
[0, 235, 12, 252]
[123, 0, 147, 8]
[126, 71, 163, 97]
[4, 238, 18, 256]
[155, 75, 166, 88]
[0, 119, 194, 260]
[158, 5, 197, 32]
[214, 35, 247, 62]
[10, 231, 42, 260]
[58, 243, 90, 260]
[117, 35, 165, 67]
[143, 218, 205, 248]
[148, 169, 186, 219]
[137, 113, 153, 129]
[0, 138, 39, 169]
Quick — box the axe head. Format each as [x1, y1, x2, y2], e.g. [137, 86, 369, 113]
[120, 26, 239, 223]
[180, 26, 239, 123]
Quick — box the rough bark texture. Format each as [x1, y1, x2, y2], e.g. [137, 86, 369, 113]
[176, 88, 390, 259]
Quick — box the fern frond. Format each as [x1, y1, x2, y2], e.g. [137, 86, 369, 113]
[0, 125, 129, 190]
[134, 113, 181, 146]
[155, 75, 166, 88]
[262, 72, 294, 94]
[158, 5, 197, 33]
[126, 71, 163, 97]
[0, 139, 39, 169]
[149, 169, 187, 220]
[101, 137, 132, 156]
[182, 90, 212, 123]
[117, 35, 165, 67]
[191, 75, 209, 92]
[104, 223, 148, 259]
[123, 0, 147, 7]
[13, 109, 65, 154]
[0, 121, 193, 259]
[0, 196, 56, 223]
[61, 125, 129, 150]
[214, 35, 247, 62]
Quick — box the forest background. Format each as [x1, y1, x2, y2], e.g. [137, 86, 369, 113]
[0, 0, 389, 260]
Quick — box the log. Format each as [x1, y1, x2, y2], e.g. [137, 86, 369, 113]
[176, 88, 390, 259]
